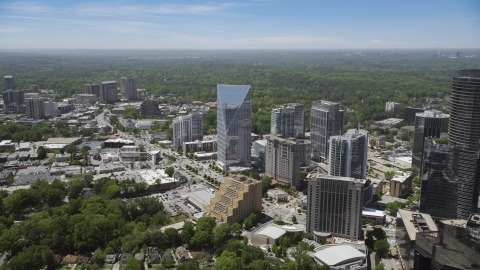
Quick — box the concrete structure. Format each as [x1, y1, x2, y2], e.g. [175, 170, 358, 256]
[182, 140, 216, 154]
[25, 97, 45, 119]
[385, 101, 401, 112]
[270, 103, 305, 139]
[187, 188, 215, 210]
[3, 89, 24, 104]
[84, 83, 100, 97]
[28, 84, 38, 91]
[99, 81, 118, 103]
[14, 119, 45, 126]
[397, 209, 437, 245]
[310, 100, 344, 162]
[0, 140, 15, 150]
[362, 207, 386, 225]
[44, 101, 58, 116]
[389, 171, 412, 198]
[73, 94, 97, 104]
[4, 75, 14, 90]
[307, 174, 364, 240]
[120, 76, 138, 100]
[312, 244, 367, 270]
[371, 136, 386, 148]
[250, 224, 303, 245]
[328, 129, 368, 179]
[412, 110, 449, 168]
[173, 113, 203, 150]
[140, 100, 161, 116]
[216, 85, 252, 169]
[265, 135, 310, 188]
[205, 175, 262, 224]
[267, 188, 288, 202]
[135, 120, 152, 130]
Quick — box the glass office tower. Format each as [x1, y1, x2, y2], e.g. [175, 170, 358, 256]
[216, 85, 252, 169]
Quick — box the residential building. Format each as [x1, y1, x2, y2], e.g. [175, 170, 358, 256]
[310, 100, 344, 162]
[265, 135, 310, 188]
[84, 83, 100, 97]
[385, 101, 401, 112]
[270, 103, 305, 139]
[389, 171, 413, 198]
[182, 140, 216, 154]
[328, 129, 368, 180]
[173, 113, 203, 150]
[253, 139, 267, 161]
[307, 174, 364, 240]
[4, 75, 14, 90]
[25, 97, 45, 119]
[99, 81, 117, 103]
[412, 110, 449, 168]
[216, 84, 252, 169]
[140, 100, 161, 116]
[205, 175, 262, 224]
[120, 76, 138, 100]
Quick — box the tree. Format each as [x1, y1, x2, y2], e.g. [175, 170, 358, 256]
[291, 215, 297, 223]
[384, 171, 395, 180]
[181, 221, 195, 244]
[374, 262, 386, 270]
[177, 259, 200, 270]
[124, 257, 143, 270]
[165, 167, 174, 177]
[386, 201, 405, 215]
[374, 239, 390, 258]
[261, 176, 272, 195]
[138, 144, 145, 152]
[65, 145, 78, 154]
[369, 138, 377, 147]
[214, 251, 241, 270]
[36, 146, 47, 160]
[213, 223, 232, 249]
[164, 228, 180, 248]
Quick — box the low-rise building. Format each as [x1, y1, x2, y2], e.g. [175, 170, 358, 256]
[136, 120, 152, 130]
[0, 140, 15, 150]
[389, 171, 412, 198]
[361, 207, 386, 225]
[312, 244, 367, 270]
[55, 154, 70, 163]
[182, 140, 217, 154]
[267, 188, 288, 202]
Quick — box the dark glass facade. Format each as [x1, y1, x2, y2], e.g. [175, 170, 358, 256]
[412, 111, 449, 168]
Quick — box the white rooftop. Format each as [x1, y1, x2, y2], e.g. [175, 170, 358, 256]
[137, 169, 175, 185]
[362, 207, 385, 218]
[255, 225, 287, 239]
[314, 245, 365, 266]
[391, 171, 411, 183]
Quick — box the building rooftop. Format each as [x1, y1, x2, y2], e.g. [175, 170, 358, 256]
[416, 110, 450, 118]
[267, 188, 288, 195]
[256, 225, 287, 239]
[362, 207, 385, 218]
[101, 80, 117, 84]
[397, 209, 437, 241]
[313, 245, 365, 266]
[391, 171, 412, 183]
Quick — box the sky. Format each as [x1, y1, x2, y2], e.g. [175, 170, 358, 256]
[0, 0, 479, 49]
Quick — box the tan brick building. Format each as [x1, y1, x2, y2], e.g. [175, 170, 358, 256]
[205, 175, 262, 224]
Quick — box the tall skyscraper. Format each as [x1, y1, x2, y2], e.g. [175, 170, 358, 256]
[216, 84, 252, 169]
[172, 113, 203, 150]
[270, 103, 305, 139]
[307, 174, 364, 240]
[99, 81, 118, 103]
[411, 110, 449, 168]
[84, 84, 100, 97]
[4, 75, 14, 90]
[328, 129, 368, 179]
[420, 70, 480, 219]
[25, 97, 45, 119]
[3, 89, 24, 105]
[120, 76, 138, 101]
[310, 100, 344, 162]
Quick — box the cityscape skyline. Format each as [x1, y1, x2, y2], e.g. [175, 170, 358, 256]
[0, 1, 479, 49]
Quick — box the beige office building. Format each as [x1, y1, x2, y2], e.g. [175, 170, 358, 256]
[205, 175, 262, 224]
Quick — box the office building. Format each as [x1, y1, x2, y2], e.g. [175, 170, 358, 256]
[216, 84, 252, 169]
[411, 110, 449, 168]
[73, 94, 97, 104]
[120, 76, 138, 100]
[25, 97, 45, 119]
[404, 106, 424, 124]
[205, 175, 262, 224]
[140, 100, 161, 116]
[310, 100, 344, 162]
[4, 75, 14, 90]
[172, 113, 203, 150]
[385, 101, 401, 112]
[270, 103, 305, 139]
[328, 129, 368, 179]
[3, 89, 24, 105]
[84, 84, 100, 97]
[389, 171, 413, 198]
[44, 101, 58, 116]
[29, 84, 38, 91]
[99, 81, 118, 103]
[265, 135, 310, 188]
[307, 174, 364, 240]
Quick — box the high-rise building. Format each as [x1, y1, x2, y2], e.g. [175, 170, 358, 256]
[307, 174, 364, 240]
[3, 89, 24, 105]
[270, 103, 305, 139]
[404, 106, 424, 124]
[25, 97, 45, 119]
[216, 84, 252, 169]
[120, 76, 138, 101]
[44, 101, 58, 116]
[265, 135, 310, 188]
[84, 84, 100, 97]
[328, 129, 368, 179]
[140, 100, 161, 116]
[411, 110, 449, 168]
[310, 100, 344, 162]
[385, 101, 401, 112]
[420, 70, 480, 219]
[172, 113, 203, 150]
[205, 175, 262, 224]
[99, 81, 118, 103]
[4, 75, 14, 91]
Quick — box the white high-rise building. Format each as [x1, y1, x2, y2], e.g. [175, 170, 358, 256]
[328, 129, 368, 179]
[121, 76, 138, 101]
[310, 100, 344, 162]
[307, 174, 364, 240]
[172, 113, 203, 150]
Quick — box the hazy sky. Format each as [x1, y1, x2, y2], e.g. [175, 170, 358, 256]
[1, 0, 479, 49]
